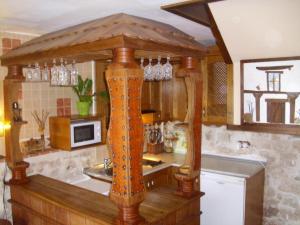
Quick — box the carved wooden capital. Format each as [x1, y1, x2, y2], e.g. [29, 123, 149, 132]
[5, 65, 24, 80]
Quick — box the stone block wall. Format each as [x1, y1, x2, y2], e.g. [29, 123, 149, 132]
[0, 145, 108, 222]
[202, 125, 300, 225]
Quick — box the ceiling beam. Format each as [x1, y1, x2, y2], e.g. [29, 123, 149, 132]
[162, 0, 232, 64]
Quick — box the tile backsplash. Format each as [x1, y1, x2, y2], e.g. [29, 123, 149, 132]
[18, 61, 93, 141]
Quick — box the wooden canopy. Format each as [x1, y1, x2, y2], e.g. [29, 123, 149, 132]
[2, 13, 205, 224]
[0, 13, 207, 66]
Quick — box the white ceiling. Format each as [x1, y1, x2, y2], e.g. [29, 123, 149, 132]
[0, 0, 215, 45]
[210, 0, 300, 61]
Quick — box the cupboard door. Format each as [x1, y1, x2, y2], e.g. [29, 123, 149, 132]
[203, 45, 234, 125]
[203, 54, 228, 125]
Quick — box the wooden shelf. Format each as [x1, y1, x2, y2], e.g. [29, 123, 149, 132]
[244, 90, 300, 95]
[13, 121, 28, 125]
[227, 123, 300, 136]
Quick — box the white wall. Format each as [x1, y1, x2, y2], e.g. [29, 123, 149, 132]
[209, 0, 300, 124]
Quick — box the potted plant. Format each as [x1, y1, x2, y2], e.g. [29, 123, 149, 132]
[72, 75, 94, 116]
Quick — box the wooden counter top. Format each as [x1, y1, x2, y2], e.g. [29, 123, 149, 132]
[10, 175, 202, 225]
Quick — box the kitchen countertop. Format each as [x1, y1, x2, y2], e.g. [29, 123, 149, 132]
[84, 153, 265, 182]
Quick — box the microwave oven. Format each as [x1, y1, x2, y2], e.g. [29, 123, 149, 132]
[49, 116, 102, 150]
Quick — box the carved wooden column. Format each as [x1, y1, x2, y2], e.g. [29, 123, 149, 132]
[175, 56, 202, 198]
[4, 65, 29, 184]
[106, 48, 145, 225]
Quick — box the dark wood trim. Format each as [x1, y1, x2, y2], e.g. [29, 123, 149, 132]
[227, 123, 300, 136]
[205, 4, 232, 64]
[161, 0, 223, 10]
[256, 65, 293, 71]
[241, 56, 300, 64]
[244, 90, 300, 95]
[241, 61, 245, 124]
[161, 0, 232, 64]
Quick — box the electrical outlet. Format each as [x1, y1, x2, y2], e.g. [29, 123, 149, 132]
[238, 140, 251, 150]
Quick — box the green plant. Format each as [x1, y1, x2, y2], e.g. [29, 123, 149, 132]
[99, 90, 110, 103]
[72, 75, 93, 102]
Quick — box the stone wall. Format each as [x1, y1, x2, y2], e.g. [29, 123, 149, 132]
[0, 145, 108, 222]
[202, 125, 300, 225]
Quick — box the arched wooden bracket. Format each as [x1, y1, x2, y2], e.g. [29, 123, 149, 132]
[174, 56, 203, 198]
[7, 161, 30, 185]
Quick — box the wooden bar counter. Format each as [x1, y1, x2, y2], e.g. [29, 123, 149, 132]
[10, 175, 201, 225]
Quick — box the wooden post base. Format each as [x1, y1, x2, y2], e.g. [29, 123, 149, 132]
[116, 204, 145, 225]
[7, 161, 30, 185]
[174, 173, 199, 198]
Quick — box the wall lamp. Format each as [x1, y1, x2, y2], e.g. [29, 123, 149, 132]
[0, 121, 11, 137]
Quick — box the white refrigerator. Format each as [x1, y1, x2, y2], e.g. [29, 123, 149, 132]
[200, 171, 246, 225]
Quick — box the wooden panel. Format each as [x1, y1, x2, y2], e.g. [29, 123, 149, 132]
[142, 81, 161, 112]
[265, 99, 287, 123]
[69, 212, 86, 225]
[10, 174, 201, 225]
[95, 61, 109, 123]
[143, 167, 173, 191]
[226, 64, 234, 124]
[160, 80, 173, 121]
[172, 70, 188, 121]
[245, 170, 265, 225]
[49, 117, 71, 150]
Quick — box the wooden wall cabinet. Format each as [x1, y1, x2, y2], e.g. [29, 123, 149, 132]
[202, 46, 233, 125]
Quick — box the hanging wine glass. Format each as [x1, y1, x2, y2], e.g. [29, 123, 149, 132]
[41, 63, 50, 81]
[144, 57, 153, 81]
[163, 56, 173, 80]
[32, 62, 41, 81]
[26, 64, 33, 81]
[64, 60, 71, 85]
[153, 56, 163, 80]
[70, 60, 79, 86]
[50, 59, 59, 85]
[58, 58, 67, 85]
